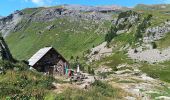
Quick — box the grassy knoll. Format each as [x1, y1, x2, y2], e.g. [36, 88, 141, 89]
[53, 80, 128, 100]
[0, 60, 128, 99]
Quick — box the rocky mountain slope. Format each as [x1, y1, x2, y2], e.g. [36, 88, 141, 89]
[1, 4, 170, 99]
[135, 4, 170, 11]
[0, 5, 125, 60]
[0, 5, 124, 37]
[0, 11, 23, 37]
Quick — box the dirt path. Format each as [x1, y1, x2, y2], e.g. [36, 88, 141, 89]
[96, 64, 170, 100]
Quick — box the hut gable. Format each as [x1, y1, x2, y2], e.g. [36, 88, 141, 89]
[28, 47, 69, 75]
[28, 47, 53, 66]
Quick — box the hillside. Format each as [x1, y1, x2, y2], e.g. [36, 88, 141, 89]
[135, 4, 170, 11]
[0, 5, 122, 60]
[1, 4, 170, 99]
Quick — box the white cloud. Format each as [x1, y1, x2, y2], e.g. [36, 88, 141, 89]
[159, 0, 170, 3]
[25, 0, 56, 6]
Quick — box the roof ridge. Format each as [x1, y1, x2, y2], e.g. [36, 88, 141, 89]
[28, 47, 53, 66]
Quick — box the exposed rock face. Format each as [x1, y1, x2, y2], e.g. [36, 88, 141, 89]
[0, 5, 124, 37]
[113, 11, 140, 34]
[0, 35, 14, 61]
[143, 21, 170, 43]
[32, 7, 113, 22]
[128, 46, 170, 63]
[0, 10, 23, 37]
[105, 11, 140, 43]
[64, 4, 123, 12]
[87, 42, 113, 62]
[116, 11, 139, 26]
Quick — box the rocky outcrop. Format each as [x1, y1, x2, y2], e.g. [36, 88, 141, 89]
[143, 21, 170, 43]
[0, 35, 14, 61]
[116, 11, 139, 25]
[0, 5, 124, 37]
[105, 11, 140, 43]
[31, 4, 125, 22]
[32, 7, 113, 22]
[64, 4, 123, 12]
[128, 46, 170, 63]
[115, 11, 140, 34]
[0, 10, 23, 37]
[87, 42, 113, 62]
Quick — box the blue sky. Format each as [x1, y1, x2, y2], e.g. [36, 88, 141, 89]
[0, 0, 169, 16]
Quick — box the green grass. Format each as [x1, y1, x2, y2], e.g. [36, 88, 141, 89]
[156, 32, 170, 49]
[91, 51, 133, 71]
[0, 60, 128, 99]
[3, 6, 170, 100]
[22, 7, 44, 15]
[6, 18, 111, 60]
[89, 31, 136, 72]
[53, 80, 127, 100]
[140, 61, 170, 83]
[0, 70, 56, 99]
[133, 7, 170, 27]
[148, 86, 170, 99]
[118, 80, 136, 83]
[0, 66, 128, 100]
[91, 31, 135, 69]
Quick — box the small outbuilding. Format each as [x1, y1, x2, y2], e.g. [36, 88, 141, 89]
[28, 47, 69, 76]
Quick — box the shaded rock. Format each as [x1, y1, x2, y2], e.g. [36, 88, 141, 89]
[32, 5, 117, 22]
[143, 21, 170, 43]
[95, 66, 112, 74]
[0, 10, 23, 37]
[46, 24, 55, 31]
[0, 35, 14, 61]
[128, 47, 170, 63]
[63, 4, 123, 13]
[87, 42, 113, 62]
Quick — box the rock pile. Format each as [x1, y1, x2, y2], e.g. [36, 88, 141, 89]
[112, 11, 140, 34]
[87, 42, 113, 62]
[0, 11, 23, 37]
[128, 47, 170, 63]
[32, 7, 113, 22]
[143, 21, 170, 43]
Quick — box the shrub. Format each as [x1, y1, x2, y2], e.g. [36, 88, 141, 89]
[135, 14, 152, 41]
[14, 61, 29, 71]
[0, 60, 28, 71]
[105, 26, 117, 43]
[93, 51, 99, 55]
[0, 86, 21, 97]
[92, 80, 116, 97]
[151, 42, 157, 49]
[0, 60, 14, 70]
[70, 56, 74, 60]
[134, 49, 138, 53]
